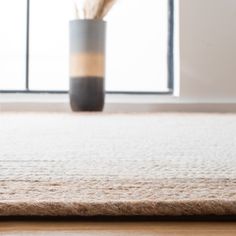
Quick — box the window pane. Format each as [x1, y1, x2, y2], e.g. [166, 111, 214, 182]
[106, 0, 169, 92]
[29, 0, 70, 90]
[0, 0, 27, 90]
[29, 0, 169, 92]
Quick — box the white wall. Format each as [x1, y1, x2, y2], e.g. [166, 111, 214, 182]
[179, 0, 236, 100]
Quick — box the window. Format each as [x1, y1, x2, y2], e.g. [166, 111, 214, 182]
[0, 0, 27, 90]
[0, 0, 174, 94]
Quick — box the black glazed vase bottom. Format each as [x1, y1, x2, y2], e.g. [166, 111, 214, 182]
[69, 77, 104, 112]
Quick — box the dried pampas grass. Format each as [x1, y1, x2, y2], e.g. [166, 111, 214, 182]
[73, 0, 117, 19]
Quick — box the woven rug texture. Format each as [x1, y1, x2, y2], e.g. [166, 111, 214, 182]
[0, 113, 236, 216]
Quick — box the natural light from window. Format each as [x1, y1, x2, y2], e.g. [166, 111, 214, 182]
[0, 0, 169, 92]
[0, 0, 27, 90]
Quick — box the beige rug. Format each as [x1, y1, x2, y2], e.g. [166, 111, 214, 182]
[1, 113, 236, 216]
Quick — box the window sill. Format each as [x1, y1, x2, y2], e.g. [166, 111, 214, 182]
[1, 93, 236, 113]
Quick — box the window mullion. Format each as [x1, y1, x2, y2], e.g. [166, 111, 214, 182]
[25, 0, 30, 90]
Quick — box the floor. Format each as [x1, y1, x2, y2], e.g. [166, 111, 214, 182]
[1, 221, 236, 235]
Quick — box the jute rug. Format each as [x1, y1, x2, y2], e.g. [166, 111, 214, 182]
[1, 113, 236, 216]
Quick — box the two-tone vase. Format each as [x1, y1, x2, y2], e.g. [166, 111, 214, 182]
[69, 20, 106, 112]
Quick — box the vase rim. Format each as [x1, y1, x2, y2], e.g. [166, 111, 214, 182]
[70, 19, 106, 23]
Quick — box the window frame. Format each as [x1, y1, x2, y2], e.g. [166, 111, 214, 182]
[0, 0, 174, 95]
